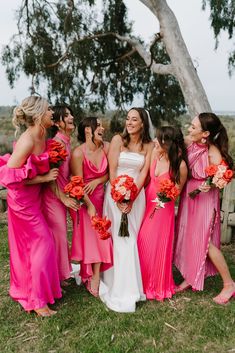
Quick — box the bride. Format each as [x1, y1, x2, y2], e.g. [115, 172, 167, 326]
[99, 107, 154, 312]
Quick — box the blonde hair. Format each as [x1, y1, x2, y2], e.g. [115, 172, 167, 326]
[12, 96, 49, 136]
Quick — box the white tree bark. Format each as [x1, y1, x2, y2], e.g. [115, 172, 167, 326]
[138, 0, 212, 116]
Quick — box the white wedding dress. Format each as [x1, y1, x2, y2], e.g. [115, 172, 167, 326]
[99, 151, 146, 312]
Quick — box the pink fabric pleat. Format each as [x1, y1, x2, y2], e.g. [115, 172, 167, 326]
[138, 159, 175, 300]
[174, 143, 221, 290]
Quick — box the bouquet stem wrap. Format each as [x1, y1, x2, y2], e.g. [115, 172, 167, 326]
[119, 212, 129, 237]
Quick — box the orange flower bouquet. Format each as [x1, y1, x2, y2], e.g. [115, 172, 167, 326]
[150, 179, 180, 218]
[48, 140, 68, 168]
[91, 215, 112, 240]
[111, 174, 138, 237]
[64, 176, 85, 204]
[189, 160, 234, 199]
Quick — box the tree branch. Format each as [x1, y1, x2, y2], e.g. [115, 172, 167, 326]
[46, 31, 174, 75]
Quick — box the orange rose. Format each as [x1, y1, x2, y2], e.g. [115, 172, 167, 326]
[159, 179, 174, 192]
[205, 164, 218, 177]
[64, 183, 74, 193]
[71, 176, 84, 185]
[223, 169, 234, 182]
[59, 150, 68, 160]
[70, 186, 84, 200]
[220, 160, 228, 167]
[111, 190, 123, 202]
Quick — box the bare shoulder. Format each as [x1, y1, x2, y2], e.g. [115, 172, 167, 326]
[15, 131, 34, 154]
[111, 134, 123, 145]
[144, 141, 154, 154]
[72, 144, 84, 159]
[208, 144, 222, 164]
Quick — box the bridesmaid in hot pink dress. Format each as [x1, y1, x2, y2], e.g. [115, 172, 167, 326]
[70, 117, 113, 297]
[43, 105, 78, 284]
[0, 96, 62, 316]
[138, 127, 188, 301]
[174, 113, 235, 304]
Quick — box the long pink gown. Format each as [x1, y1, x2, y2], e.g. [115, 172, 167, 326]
[43, 132, 72, 281]
[137, 159, 175, 300]
[70, 145, 113, 282]
[0, 152, 62, 311]
[174, 142, 220, 290]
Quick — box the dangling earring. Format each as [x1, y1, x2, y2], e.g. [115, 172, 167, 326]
[201, 137, 207, 144]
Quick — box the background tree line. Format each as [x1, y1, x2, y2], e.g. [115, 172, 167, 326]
[1, 0, 235, 128]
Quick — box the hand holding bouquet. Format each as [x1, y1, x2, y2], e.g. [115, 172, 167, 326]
[150, 178, 180, 218]
[111, 174, 138, 237]
[48, 140, 68, 168]
[91, 215, 111, 240]
[189, 160, 234, 199]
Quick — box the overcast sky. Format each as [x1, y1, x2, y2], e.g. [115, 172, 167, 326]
[0, 0, 234, 112]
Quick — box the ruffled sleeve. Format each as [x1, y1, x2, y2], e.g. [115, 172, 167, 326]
[0, 152, 50, 188]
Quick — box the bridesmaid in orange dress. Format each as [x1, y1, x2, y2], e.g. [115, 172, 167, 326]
[174, 113, 235, 304]
[70, 117, 113, 297]
[137, 126, 188, 301]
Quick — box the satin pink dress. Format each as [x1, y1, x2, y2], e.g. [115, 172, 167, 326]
[43, 132, 71, 281]
[70, 145, 113, 282]
[174, 143, 220, 290]
[138, 159, 175, 300]
[0, 151, 62, 311]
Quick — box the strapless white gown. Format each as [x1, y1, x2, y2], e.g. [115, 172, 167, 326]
[99, 151, 146, 312]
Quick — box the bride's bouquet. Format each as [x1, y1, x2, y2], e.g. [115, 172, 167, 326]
[189, 160, 234, 199]
[91, 215, 112, 240]
[48, 140, 68, 168]
[150, 178, 180, 218]
[111, 174, 138, 237]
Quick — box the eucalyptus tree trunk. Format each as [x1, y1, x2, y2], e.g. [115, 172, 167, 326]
[139, 0, 212, 116]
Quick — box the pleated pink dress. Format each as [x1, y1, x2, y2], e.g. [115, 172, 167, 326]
[0, 152, 62, 311]
[70, 145, 113, 282]
[43, 132, 71, 281]
[174, 142, 220, 290]
[137, 159, 175, 301]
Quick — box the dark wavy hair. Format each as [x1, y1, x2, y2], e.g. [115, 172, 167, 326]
[198, 112, 233, 169]
[156, 126, 189, 184]
[77, 116, 99, 144]
[48, 104, 74, 138]
[122, 107, 152, 151]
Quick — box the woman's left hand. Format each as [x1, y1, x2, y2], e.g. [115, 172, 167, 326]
[198, 182, 211, 193]
[84, 180, 99, 195]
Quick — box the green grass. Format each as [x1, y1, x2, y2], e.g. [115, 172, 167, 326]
[0, 224, 235, 353]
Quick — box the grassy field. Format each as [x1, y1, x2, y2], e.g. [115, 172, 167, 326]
[0, 224, 235, 353]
